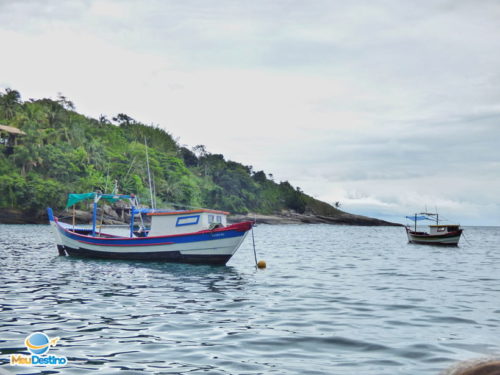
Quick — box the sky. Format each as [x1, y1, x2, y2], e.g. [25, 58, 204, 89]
[1, 0, 499, 225]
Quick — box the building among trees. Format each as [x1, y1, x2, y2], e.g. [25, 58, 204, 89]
[0, 124, 26, 155]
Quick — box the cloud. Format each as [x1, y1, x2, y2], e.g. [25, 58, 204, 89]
[1, 0, 500, 225]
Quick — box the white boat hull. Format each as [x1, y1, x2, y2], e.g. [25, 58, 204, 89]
[50, 219, 251, 265]
[406, 227, 462, 246]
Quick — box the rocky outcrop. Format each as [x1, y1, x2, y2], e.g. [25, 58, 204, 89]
[59, 208, 127, 225]
[0, 207, 127, 225]
[0, 206, 400, 226]
[0, 208, 45, 224]
[229, 211, 401, 226]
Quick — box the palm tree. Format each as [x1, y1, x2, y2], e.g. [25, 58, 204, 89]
[0, 88, 21, 120]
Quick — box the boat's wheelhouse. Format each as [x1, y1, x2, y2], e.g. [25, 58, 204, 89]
[147, 209, 229, 236]
[429, 225, 460, 235]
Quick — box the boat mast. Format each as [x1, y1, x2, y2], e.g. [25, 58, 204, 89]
[129, 206, 135, 238]
[144, 137, 155, 209]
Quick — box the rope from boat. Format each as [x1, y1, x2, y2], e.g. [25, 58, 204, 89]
[251, 224, 258, 266]
[462, 231, 473, 246]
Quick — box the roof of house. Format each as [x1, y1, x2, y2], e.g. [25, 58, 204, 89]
[0, 124, 26, 135]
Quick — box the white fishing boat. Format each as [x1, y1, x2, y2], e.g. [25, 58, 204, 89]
[405, 213, 463, 246]
[48, 193, 253, 265]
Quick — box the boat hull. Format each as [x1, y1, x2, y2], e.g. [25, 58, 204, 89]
[50, 219, 251, 265]
[406, 227, 462, 246]
[59, 245, 233, 264]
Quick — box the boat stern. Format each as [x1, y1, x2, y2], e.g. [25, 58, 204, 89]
[47, 208, 66, 255]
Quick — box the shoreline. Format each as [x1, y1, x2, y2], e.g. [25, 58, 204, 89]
[229, 212, 402, 226]
[0, 208, 402, 226]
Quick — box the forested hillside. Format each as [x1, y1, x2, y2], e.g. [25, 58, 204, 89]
[0, 88, 343, 219]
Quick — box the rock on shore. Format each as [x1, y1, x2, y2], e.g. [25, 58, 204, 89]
[0, 207, 128, 225]
[229, 211, 401, 226]
[0, 208, 45, 224]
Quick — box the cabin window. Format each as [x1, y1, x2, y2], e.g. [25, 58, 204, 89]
[176, 215, 200, 227]
[208, 214, 222, 223]
[437, 227, 446, 232]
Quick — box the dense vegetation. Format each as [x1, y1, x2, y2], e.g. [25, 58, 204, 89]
[0, 88, 341, 217]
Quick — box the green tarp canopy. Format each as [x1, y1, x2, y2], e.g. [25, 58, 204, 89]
[65, 193, 133, 208]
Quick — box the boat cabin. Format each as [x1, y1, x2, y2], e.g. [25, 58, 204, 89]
[147, 209, 229, 236]
[429, 225, 460, 235]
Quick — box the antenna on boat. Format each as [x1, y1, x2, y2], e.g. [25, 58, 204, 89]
[144, 137, 155, 210]
[151, 172, 157, 210]
[104, 165, 110, 193]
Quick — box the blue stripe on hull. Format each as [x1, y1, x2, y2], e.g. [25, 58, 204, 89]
[61, 246, 232, 265]
[61, 226, 245, 246]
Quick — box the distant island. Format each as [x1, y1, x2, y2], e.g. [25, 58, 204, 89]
[0, 88, 398, 226]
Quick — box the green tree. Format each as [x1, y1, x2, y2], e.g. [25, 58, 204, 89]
[0, 88, 21, 120]
[0, 88, 340, 220]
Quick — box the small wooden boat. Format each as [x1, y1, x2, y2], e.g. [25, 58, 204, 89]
[405, 213, 463, 246]
[48, 193, 253, 265]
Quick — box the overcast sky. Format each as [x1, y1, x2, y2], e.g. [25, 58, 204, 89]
[1, 0, 499, 225]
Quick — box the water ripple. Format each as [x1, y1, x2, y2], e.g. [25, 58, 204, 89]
[1, 224, 500, 374]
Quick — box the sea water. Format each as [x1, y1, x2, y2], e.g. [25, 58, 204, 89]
[0, 224, 499, 375]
